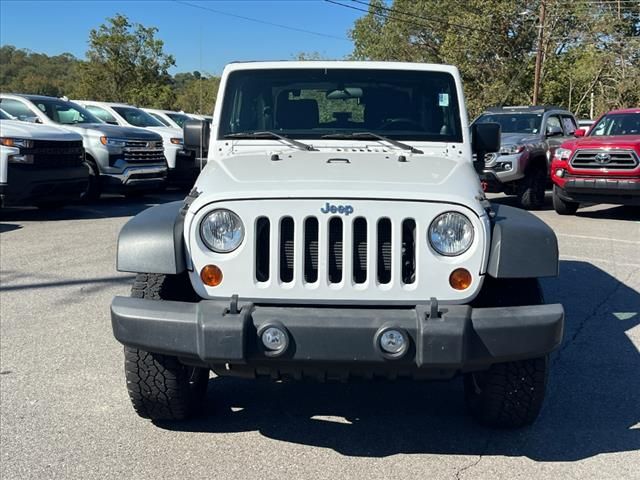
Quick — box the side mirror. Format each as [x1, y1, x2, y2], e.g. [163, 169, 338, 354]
[471, 123, 500, 174]
[183, 118, 210, 155]
[546, 125, 563, 137]
[24, 116, 42, 124]
[574, 128, 586, 137]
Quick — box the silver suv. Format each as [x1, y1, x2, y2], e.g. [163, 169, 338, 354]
[474, 106, 579, 209]
[0, 94, 168, 200]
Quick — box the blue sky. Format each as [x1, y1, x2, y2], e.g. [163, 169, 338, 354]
[0, 0, 363, 75]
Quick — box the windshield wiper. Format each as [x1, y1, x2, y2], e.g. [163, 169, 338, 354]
[321, 132, 423, 154]
[224, 131, 315, 151]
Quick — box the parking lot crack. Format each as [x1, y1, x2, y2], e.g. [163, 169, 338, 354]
[453, 438, 490, 480]
[454, 454, 483, 480]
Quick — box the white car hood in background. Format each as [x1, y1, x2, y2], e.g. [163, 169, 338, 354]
[146, 126, 182, 140]
[192, 149, 486, 216]
[0, 120, 82, 141]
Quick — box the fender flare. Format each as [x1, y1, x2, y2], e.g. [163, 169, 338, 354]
[116, 201, 187, 274]
[487, 203, 559, 278]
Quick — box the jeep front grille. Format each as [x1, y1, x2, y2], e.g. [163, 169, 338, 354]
[570, 149, 639, 170]
[254, 215, 416, 286]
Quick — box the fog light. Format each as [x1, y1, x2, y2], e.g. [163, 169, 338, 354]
[449, 268, 472, 290]
[200, 264, 223, 287]
[555, 168, 565, 178]
[260, 325, 289, 355]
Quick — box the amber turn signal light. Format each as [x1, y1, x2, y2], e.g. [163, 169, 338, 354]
[200, 264, 223, 287]
[449, 268, 472, 290]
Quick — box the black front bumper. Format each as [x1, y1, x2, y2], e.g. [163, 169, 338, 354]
[111, 297, 564, 379]
[1, 164, 89, 207]
[557, 178, 640, 206]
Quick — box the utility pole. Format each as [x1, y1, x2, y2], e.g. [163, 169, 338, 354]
[532, 0, 546, 105]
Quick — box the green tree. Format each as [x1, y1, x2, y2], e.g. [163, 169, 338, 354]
[173, 74, 220, 114]
[0, 45, 81, 97]
[348, 0, 640, 118]
[75, 14, 176, 108]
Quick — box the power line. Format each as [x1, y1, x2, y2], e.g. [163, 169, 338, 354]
[173, 0, 350, 42]
[327, 0, 496, 35]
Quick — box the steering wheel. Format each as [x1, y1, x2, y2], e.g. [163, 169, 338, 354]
[379, 118, 423, 131]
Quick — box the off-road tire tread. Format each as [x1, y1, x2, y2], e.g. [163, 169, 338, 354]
[124, 347, 207, 420]
[465, 357, 548, 428]
[124, 273, 207, 421]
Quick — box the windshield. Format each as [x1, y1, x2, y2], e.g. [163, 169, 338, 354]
[147, 111, 171, 127]
[112, 106, 164, 127]
[476, 113, 542, 134]
[219, 68, 462, 142]
[590, 113, 640, 136]
[167, 113, 190, 128]
[32, 98, 100, 125]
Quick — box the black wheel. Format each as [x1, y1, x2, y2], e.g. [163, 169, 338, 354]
[552, 186, 579, 215]
[464, 356, 549, 428]
[518, 166, 547, 210]
[81, 157, 101, 202]
[124, 273, 208, 421]
[466, 277, 548, 427]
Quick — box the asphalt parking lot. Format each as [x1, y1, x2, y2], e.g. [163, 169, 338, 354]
[1, 193, 639, 480]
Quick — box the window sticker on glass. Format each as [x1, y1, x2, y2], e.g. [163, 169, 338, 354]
[438, 93, 449, 107]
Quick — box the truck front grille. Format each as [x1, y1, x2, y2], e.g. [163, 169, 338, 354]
[26, 140, 84, 168]
[123, 140, 165, 163]
[254, 215, 416, 286]
[570, 149, 639, 170]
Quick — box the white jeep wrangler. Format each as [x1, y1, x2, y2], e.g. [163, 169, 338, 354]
[111, 61, 564, 428]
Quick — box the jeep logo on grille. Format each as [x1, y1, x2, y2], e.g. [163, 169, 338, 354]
[595, 152, 611, 164]
[321, 202, 354, 216]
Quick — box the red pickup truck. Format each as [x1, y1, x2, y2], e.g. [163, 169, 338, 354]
[550, 108, 639, 214]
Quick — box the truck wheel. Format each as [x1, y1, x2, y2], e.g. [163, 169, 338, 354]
[552, 186, 579, 215]
[81, 157, 101, 202]
[464, 356, 548, 428]
[124, 273, 208, 421]
[518, 166, 546, 210]
[466, 276, 548, 427]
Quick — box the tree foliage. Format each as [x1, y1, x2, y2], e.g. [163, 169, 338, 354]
[172, 72, 220, 114]
[349, 0, 640, 118]
[0, 45, 81, 97]
[75, 14, 177, 108]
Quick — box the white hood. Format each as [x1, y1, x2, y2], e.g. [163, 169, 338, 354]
[146, 126, 182, 141]
[0, 120, 83, 141]
[192, 148, 486, 216]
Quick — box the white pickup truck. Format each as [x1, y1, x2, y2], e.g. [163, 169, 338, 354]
[0, 108, 88, 208]
[0, 95, 167, 200]
[111, 61, 564, 428]
[76, 101, 198, 186]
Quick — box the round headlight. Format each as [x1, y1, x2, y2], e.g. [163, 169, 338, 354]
[200, 209, 244, 253]
[428, 212, 474, 256]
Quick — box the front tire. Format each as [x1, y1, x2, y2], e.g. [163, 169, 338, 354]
[552, 186, 579, 215]
[464, 356, 549, 428]
[518, 166, 547, 210]
[124, 273, 208, 421]
[81, 157, 101, 202]
[467, 277, 549, 427]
